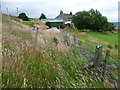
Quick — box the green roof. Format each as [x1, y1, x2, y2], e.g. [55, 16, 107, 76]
[41, 18, 63, 22]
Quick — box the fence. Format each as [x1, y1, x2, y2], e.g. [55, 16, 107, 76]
[62, 30, 118, 88]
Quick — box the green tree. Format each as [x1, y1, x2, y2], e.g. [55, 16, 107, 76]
[72, 9, 115, 32]
[18, 13, 29, 21]
[102, 22, 115, 31]
[46, 22, 51, 28]
[39, 13, 47, 20]
[72, 11, 92, 30]
[89, 9, 108, 31]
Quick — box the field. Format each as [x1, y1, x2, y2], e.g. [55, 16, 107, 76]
[1, 14, 118, 88]
[66, 30, 118, 81]
[88, 32, 118, 44]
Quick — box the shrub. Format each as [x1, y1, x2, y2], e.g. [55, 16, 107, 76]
[107, 44, 113, 49]
[114, 44, 118, 49]
[78, 40, 83, 45]
[52, 37, 59, 45]
[57, 24, 66, 29]
[46, 22, 51, 28]
[82, 29, 90, 32]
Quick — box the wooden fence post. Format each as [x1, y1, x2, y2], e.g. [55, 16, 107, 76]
[94, 45, 103, 73]
[63, 31, 69, 46]
[73, 35, 77, 47]
[9, 14, 12, 30]
[102, 49, 110, 80]
[34, 27, 38, 47]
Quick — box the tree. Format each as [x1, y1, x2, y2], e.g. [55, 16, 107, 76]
[72, 11, 92, 30]
[39, 13, 47, 20]
[72, 9, 115, 32]
[46, 22, 51, 28]
[102, 22, 115, 31]
[18, 13, 29, 21]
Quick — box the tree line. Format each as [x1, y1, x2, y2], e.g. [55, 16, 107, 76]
[18, 13, 46, 21]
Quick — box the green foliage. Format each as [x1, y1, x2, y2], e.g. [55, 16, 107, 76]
[107, 44, 113, 49]
[57, 24, 66, 29]
[18, 13, 29, 21]
[81, 29, 90, 32]
[114, 44, 118, 49]
[39, 13, 47, 20]
[102, 22, 115, 32]
[72, 9, 115, 32]
[67, 31, 118, 81]
[2, 15, 118, 88]
[46, 22, 51, 28]
[52, 37, 59, 45]
[72, 11, 92, 30]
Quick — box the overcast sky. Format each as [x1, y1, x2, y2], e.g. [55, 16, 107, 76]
[1, 0, 119, 22]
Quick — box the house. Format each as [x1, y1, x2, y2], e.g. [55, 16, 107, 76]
[41, 18, 63, 27]
[55, 10, 73, 24]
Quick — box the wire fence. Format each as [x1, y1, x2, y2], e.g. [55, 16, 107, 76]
[61, 30, 118, 88]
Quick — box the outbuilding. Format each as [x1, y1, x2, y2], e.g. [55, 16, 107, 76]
[41, 18, 63, 27]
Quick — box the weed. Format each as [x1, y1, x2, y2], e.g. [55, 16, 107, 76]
[107, 44, 113, 49]
[52, 37, 59, 45]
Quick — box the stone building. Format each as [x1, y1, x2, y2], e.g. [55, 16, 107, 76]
[55, 10, 73, 24]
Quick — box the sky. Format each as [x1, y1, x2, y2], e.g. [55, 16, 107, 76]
[1, 0, 119, 22]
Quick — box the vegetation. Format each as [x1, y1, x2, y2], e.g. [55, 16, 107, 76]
[46, 22, 51, 28]
[23, 21, 33, 27]
[39, 13, 47, 20]
[57, 24, 66, 29]
[72, 9, 115, 32]
[66, 30, 118, 81]
[18, 13, 29, 21]
[2, 14, 118, 88]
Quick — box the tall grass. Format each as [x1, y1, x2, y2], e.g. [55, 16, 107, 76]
[66, 30, 118, 82]
[2, 15, 115, 88]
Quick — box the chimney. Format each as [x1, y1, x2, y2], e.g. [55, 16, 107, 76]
[60, 10, 63, 14]
[70, 11, 72, 15]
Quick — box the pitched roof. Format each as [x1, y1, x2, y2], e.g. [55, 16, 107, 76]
[56, 11, 72, 22]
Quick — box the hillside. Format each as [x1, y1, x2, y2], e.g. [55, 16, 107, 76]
[1, 14, 118, 88]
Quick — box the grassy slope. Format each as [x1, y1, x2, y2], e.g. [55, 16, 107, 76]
[2, 15, 116, 88]
[66, 30, 118, 81]
[87, 32, 118, 44]
[22, 21, 33, 27]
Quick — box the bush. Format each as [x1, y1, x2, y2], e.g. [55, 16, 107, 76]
[52, 37, 59, 45]
[81, 29, 90, 32]
[107, 44, 113, 49]
[57, 24, 66, 29]
[114, 44, 118, 49]
[46, 22, 51, 28]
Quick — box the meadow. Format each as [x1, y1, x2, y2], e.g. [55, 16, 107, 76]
[1, 14, 118, 88]
[66, 30, 118, 81]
